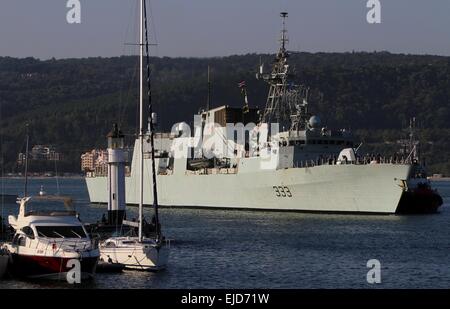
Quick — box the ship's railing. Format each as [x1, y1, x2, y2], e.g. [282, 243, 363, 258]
[294, 155, 417, 168]
[86, 171, 131, 178]
[186, 167, 237, 175]
[29, 237, 98, 254]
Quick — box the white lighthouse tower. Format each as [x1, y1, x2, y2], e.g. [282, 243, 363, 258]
[107, 124, 126, 225]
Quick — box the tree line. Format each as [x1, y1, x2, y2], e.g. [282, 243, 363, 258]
[0, 52, 449, 174]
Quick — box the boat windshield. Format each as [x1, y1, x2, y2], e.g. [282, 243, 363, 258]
[35, 226, 87, 238]
[25, 197, 74, 216]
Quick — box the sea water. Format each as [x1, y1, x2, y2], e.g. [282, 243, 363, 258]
[0, 177, 449, 288]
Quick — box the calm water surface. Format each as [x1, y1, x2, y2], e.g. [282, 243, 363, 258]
[0, 177, 449, 289]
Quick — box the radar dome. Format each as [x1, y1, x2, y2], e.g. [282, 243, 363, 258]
[309, 115, 321, 128]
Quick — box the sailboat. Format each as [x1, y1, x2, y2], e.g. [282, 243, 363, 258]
[98, 0, 169, 271]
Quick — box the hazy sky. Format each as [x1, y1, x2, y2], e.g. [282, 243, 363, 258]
[0, 0, 449, 59]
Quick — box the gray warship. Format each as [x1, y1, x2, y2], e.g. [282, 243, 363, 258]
[86, 12, 442, 214]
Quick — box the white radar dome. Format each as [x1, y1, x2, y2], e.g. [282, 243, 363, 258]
[309, 115, 321, 128]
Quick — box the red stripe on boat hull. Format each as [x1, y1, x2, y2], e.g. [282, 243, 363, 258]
[9, 254, 98, 280]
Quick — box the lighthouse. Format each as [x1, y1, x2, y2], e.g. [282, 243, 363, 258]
[107, 123, 126, 225]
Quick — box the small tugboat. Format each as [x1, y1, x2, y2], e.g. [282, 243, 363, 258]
[395, 118, 443, 214]
[2, 195, 99, 280]
[396, 167, 443, 214]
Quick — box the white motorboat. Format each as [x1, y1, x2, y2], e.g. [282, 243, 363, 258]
[2, 195, 99, 280]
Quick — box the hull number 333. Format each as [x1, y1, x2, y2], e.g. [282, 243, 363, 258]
[273, 186, 292, 198]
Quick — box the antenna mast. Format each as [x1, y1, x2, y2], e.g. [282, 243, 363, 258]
[206, 65, 211, 111]
[409, 117, 418, 161]
[280, 12, 289, 54]
[23, 124, 29, 197]
[257, 12, 310, 132]
[258, 12, 291, 127]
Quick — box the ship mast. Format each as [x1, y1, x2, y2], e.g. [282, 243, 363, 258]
[409, 117, 418, 162]
[258, 12, 290, 128]
[258, 12, 310, 133]
[280, 12, 288, 54]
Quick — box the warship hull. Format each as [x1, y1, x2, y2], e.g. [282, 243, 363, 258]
[86, 159, 412, 214]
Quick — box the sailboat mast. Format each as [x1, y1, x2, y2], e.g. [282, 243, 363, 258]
[138, 0, 144, 242]
[23, 124, 29, 197]
[143, 0, 161, 242]
[206, 65, 211, 111]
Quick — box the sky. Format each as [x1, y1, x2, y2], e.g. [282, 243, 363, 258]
[0, 0, 449, 59]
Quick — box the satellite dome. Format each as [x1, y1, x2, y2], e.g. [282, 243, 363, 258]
[309, 115, 321, 128]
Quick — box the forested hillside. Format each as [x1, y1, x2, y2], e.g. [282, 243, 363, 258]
[0, 52, 449, 174]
